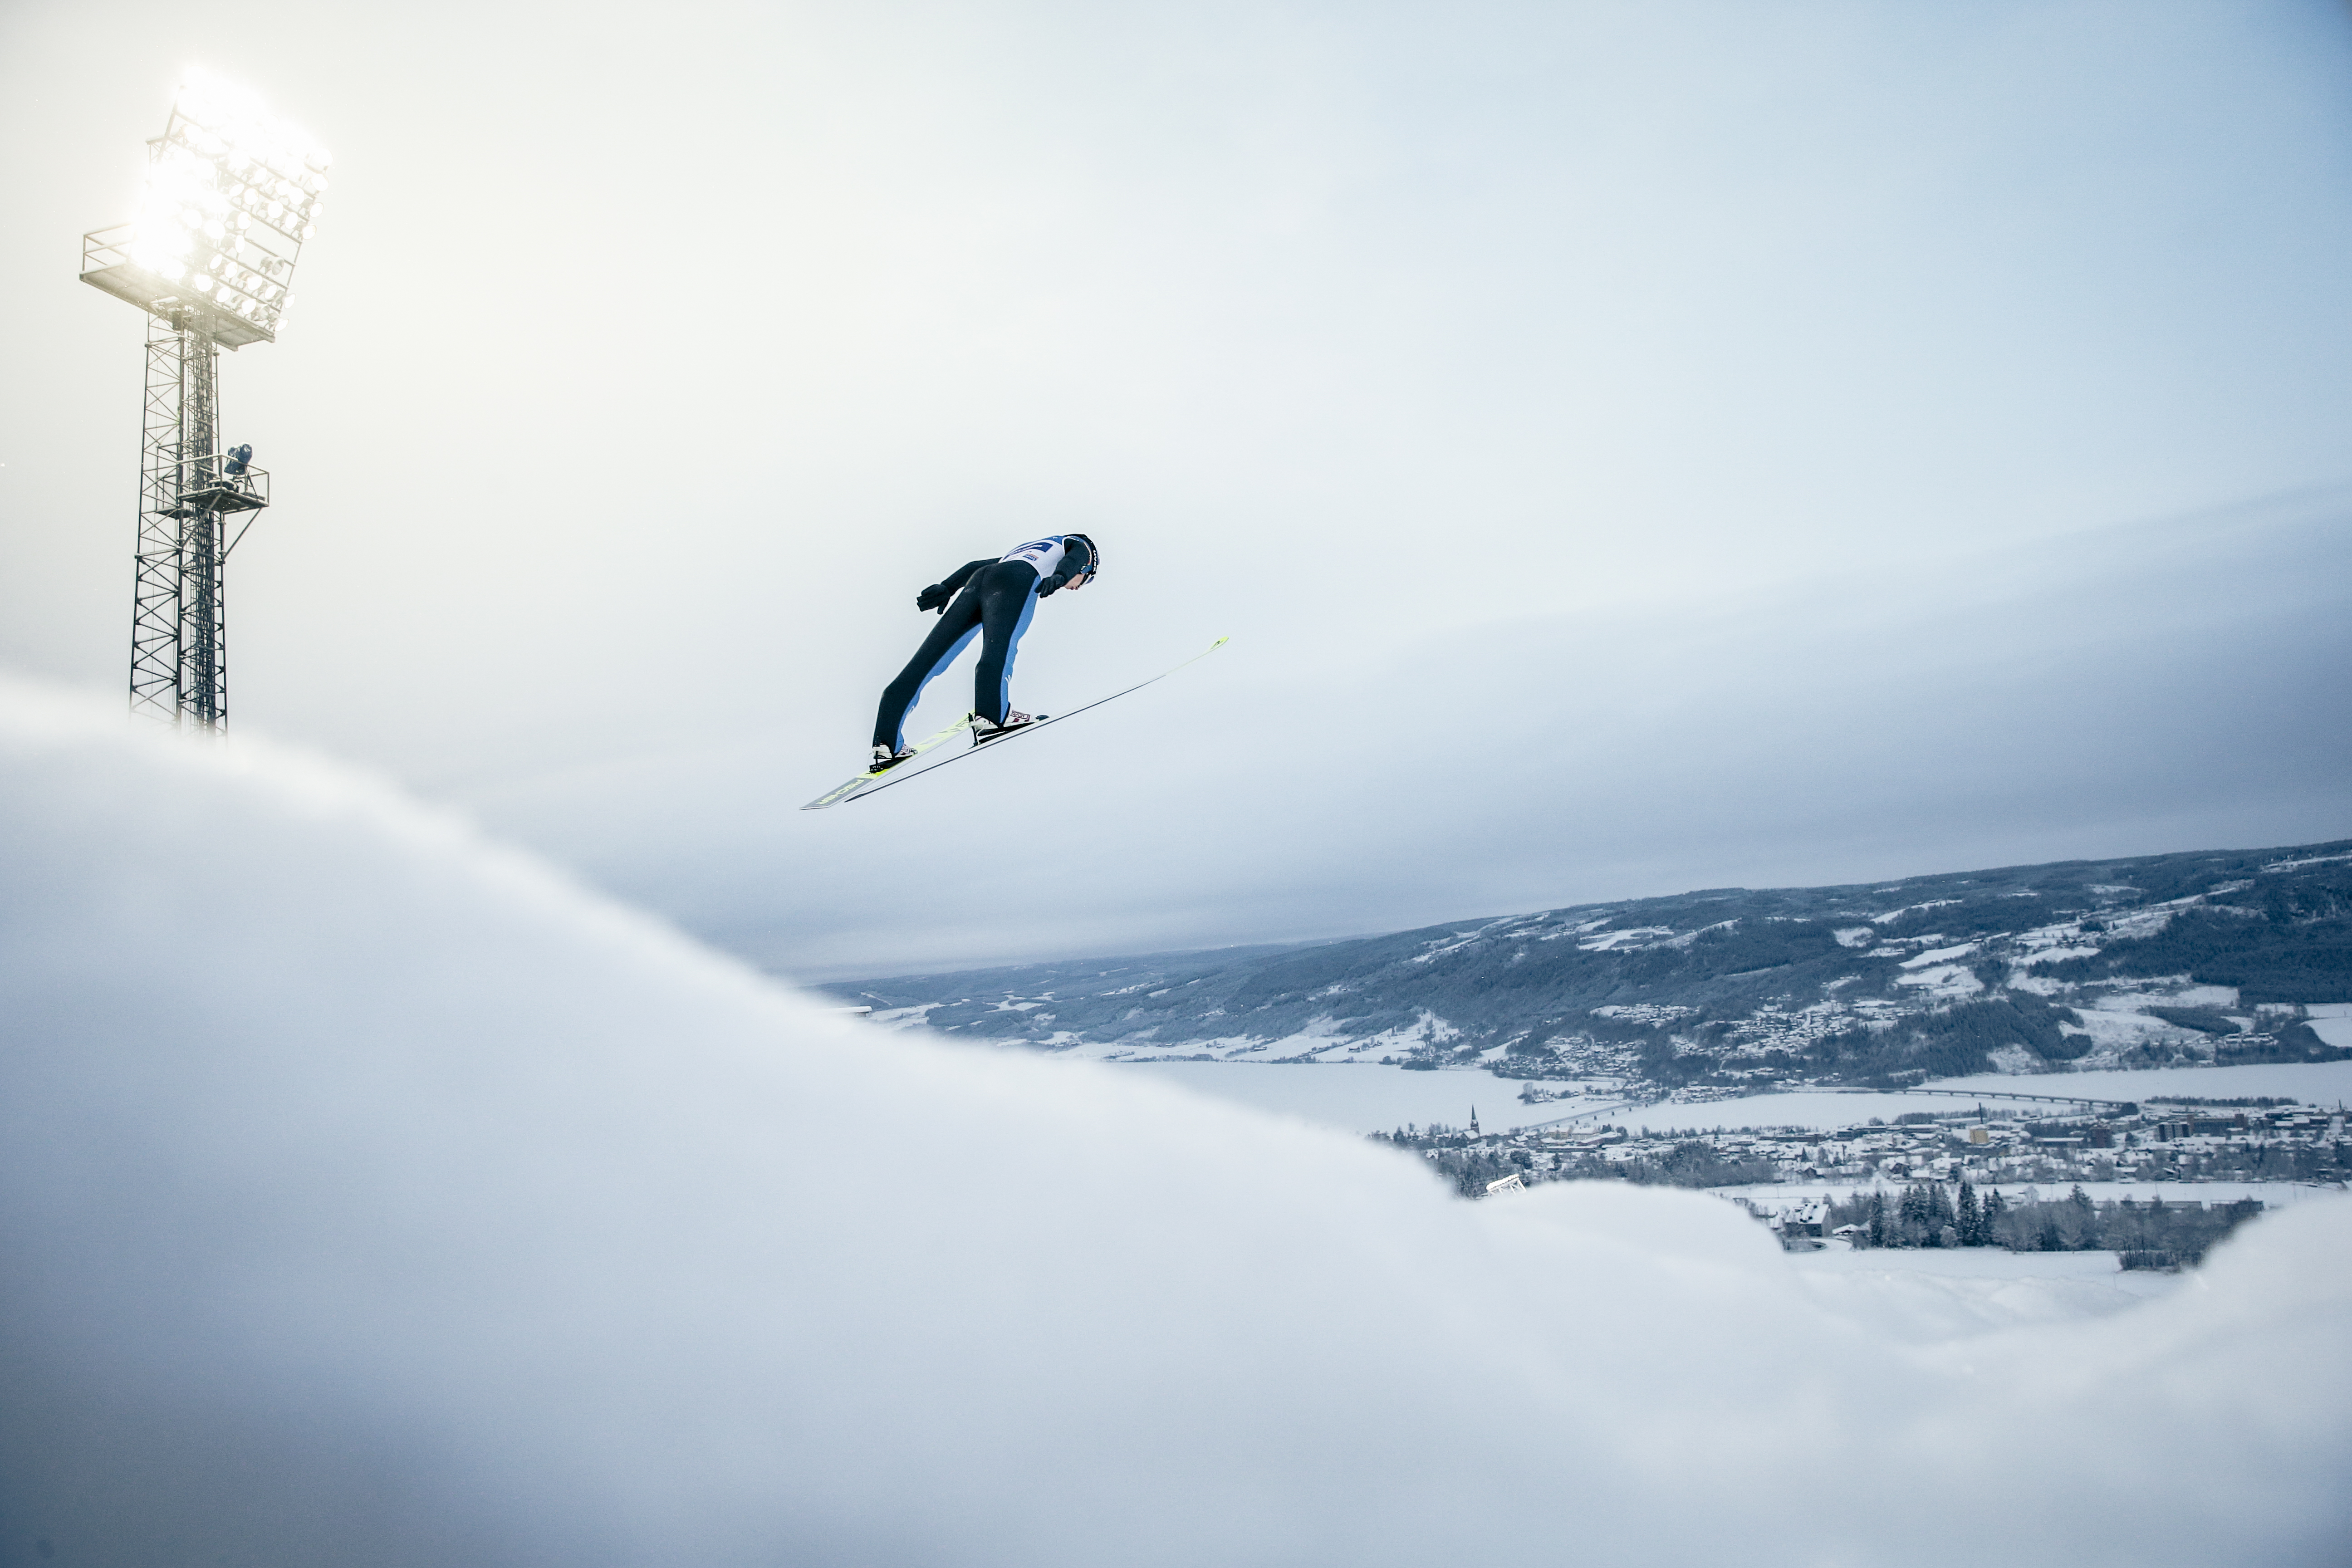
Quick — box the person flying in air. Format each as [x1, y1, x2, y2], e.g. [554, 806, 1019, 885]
[869, 533, 1099, 771]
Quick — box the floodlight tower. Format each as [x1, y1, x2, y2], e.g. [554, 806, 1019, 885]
[78, 70, 330, 730]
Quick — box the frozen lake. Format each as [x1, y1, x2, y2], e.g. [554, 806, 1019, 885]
[1626, 1061, 2352, 1133]
[1108, 1058, 2352, 1135]
[1117, 1061, 1602, 1133]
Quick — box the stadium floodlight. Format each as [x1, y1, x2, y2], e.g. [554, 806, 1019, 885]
[79, 69, 329, 730]
[83, 66, 330, 349]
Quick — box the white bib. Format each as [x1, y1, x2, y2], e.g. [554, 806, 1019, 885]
[999, 536, 1068, 580]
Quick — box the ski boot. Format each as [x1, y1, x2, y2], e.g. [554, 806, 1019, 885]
[870, 743, 917, 773]
[970, 709, 1041, 744]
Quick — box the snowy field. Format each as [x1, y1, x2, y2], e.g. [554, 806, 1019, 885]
[1113, 1058, 2352, 1136]
[5, 675, 2349, 1568]
[1784, 1247, 2186, 1341]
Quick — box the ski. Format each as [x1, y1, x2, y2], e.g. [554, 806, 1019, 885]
[800, 710, 977, 811]
[804, 636, 1229, 810]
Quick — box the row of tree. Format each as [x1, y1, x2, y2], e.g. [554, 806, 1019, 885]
[1826, 1181, 2004, 1247]
[1824, 1181, 2264, 1262]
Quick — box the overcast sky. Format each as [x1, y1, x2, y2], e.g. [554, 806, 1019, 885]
[5, 0, 2351, 980]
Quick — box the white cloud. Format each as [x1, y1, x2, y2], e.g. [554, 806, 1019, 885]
[1, 675, 2347, 1565]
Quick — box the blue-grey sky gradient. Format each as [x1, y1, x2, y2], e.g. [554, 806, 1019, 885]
[3, 0, 2349, 978]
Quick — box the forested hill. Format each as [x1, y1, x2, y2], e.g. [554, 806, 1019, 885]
[821, 839, 2352, 1090]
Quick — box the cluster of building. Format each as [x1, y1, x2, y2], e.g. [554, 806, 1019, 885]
[1373, 1098, 2350, 1205]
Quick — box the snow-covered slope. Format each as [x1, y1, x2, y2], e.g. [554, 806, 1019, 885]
[1, 676, 2346, 1567]
[834, 840, 2352, 1089]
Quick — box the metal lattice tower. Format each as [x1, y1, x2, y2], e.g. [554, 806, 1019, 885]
[130, 311, 233, 725]
[82, 71, 328, 732]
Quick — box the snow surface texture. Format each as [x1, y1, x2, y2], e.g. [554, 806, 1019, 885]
[1, 676, 2347, 1568]
[1784, 1250, 2182, 1343]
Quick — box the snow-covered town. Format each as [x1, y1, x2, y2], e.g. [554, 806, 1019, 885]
[1378, 1095, 2347, 1260]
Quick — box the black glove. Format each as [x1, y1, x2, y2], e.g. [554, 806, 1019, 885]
[916, 583, 951, 613]
[1037, 573, 1068, 598]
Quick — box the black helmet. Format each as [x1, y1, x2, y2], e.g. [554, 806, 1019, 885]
[1063, 533, 1100, 588]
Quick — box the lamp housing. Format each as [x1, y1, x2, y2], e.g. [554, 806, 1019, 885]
[79, 68, 330, 348]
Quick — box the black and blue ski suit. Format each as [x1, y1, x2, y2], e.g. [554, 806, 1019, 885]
[872, 535, 1098, 753]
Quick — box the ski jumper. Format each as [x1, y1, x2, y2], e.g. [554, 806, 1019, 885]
[872, 535, 1097, 753]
